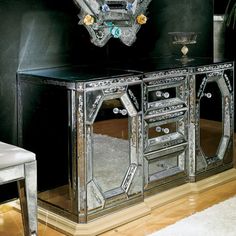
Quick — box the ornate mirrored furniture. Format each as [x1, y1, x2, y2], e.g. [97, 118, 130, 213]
[17, 67, 143, 223]
[188, 62, 234, 181]
[17, 60, 234, 223]
[73, 0, 152, 46]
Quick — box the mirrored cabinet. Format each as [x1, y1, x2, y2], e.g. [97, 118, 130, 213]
[188, 62, 234, 181]
[81, 78, 143, 221]
[17, 60, 234, 223]
[17, 67, 143, 223]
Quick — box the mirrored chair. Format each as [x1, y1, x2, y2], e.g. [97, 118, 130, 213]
[0, 141, 37, 236]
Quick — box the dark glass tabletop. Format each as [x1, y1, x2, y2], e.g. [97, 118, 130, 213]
[18, 56, 230, 82]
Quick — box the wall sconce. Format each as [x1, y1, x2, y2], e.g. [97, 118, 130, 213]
[73, 0, 152, 47]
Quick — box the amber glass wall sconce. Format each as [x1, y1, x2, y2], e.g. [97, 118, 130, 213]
[73, 0, 152, 47]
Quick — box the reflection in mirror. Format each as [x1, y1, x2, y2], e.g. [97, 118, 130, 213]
[92, 99, 130, 193]
[199, 81, 222, 158]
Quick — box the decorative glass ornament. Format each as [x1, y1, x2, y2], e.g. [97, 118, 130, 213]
[73, 0, 152, 47]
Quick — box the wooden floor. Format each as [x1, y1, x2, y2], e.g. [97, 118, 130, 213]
[0, 170, 236, 236]
[100, 178, 236, 236]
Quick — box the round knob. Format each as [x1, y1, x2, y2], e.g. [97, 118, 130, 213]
[156, 91, 170, 99]
[156, 91, 162, 98]
[113, 108, 119, 114]
[155, 126, 162, 132]
[205, 93, 212, 98]
[163, 92, 170, 99]
[113, 108, 127, 116]
[121, 109, 128, 116]
[155, 127, 170, 134]
[163, 128, 170, 134]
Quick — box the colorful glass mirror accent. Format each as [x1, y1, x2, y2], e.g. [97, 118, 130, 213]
[73, 0, 152, 47]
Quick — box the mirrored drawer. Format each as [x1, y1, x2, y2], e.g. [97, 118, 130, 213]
[147, 153, 183, 182]
[143, 75, 188, 113]
[144, 113, 188, 153]
[143, 149, 187, 192]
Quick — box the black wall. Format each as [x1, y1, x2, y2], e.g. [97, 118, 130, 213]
[0, 0, 213, 202]
[214, 0, 228, 14]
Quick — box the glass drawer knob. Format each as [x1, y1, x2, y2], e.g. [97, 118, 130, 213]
[156, 91, 170, 98]
[113, 108, 119, 114]
[156, 91, 162, 97]
[156, 126, 162, 132]
[205, 93, 212, 98]
[163, 128, 170, 134]
[156, 127, 170, 134]
[163, 92, 170, 98]
[121, 109, 128, 116]
[113, 108, 127, 116]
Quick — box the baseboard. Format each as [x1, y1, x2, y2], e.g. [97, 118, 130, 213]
[11, 168, 236, 236]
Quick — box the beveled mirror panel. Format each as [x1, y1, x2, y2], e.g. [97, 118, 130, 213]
[93, 99, 130, 194]
[85, 83, 142, 214]
[196, 68, 234, 172]
[199, 81, 222, 158]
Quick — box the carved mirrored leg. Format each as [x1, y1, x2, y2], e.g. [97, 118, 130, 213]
[18, 161, 37, 236]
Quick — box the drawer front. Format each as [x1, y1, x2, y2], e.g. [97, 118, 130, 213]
[144, 149, 186, 189]
[143, 75, 188, 113]
[144, 111, 188, 153]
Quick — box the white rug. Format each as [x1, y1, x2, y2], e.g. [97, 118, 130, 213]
[149, 195, 236, 236]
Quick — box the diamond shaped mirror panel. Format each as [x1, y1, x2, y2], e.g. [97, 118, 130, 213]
[73, 0, 152, 46]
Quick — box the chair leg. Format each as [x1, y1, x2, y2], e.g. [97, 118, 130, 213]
[18, 161, 37, 236]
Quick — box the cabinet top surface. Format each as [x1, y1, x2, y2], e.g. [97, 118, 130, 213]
[17, 57, 232, 83]
[18, 66, 139, 82]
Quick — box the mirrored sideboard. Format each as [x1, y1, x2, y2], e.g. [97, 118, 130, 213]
[189, 63, 234, 181]
[17, 60, 234, 223]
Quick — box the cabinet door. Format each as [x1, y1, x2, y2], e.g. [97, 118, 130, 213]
[84, 81, 143, 220]
[194, 63, 234, 176]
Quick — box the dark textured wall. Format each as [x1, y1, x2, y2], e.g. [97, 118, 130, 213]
[214, 0, 228, 14]
[0, 0, 213, 201]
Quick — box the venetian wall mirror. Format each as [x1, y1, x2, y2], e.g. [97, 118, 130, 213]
[73, 0, 152, 46]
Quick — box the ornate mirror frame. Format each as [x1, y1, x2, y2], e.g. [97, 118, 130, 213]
[73, 0, 152, 47]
